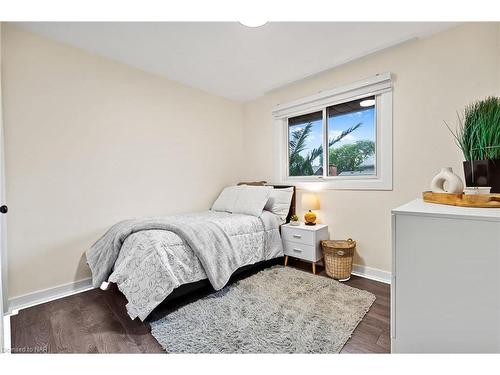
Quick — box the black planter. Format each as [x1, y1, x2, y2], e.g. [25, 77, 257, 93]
[463, 159, 500, 193]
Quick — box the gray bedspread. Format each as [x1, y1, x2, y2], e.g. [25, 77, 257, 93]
[86, 210, 283, 320]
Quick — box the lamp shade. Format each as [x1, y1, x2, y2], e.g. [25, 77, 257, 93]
[301, 193, 320, 211]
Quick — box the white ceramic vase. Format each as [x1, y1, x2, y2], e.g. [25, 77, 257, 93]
[431, 167, 464, 194]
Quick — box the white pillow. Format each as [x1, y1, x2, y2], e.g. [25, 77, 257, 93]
[211, 186, 239, 213]
[211, 185, 273, 216]
[232, 186, 273, 217]
[264, 187, 294, 221]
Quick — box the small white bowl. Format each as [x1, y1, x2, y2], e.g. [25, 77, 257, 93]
[464, 186, 491, 195]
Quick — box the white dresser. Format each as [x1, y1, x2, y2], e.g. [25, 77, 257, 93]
[391, 199, 500, 353]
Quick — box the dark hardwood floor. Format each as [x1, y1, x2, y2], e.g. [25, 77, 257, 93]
[290, 258, 390, 354]
[10, 259, 390, 354]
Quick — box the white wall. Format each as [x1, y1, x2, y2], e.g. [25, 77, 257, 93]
[242, 23, 500, 273]
[2, 22, 500, 299]
[1, 25, 244, 298]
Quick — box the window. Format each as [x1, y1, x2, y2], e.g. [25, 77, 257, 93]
[327, 96, 376, 177]
[288, 111, 323, 177]
[274, 73, 392, 190]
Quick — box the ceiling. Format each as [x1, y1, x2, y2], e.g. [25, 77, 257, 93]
[14, 22, 457, 102]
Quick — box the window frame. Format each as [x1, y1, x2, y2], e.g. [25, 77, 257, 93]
[273, 73, 393, 190]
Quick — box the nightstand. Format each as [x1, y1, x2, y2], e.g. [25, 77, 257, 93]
[281, 223, 329, 274]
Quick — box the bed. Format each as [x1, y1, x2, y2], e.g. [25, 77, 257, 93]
[86, 184, 295, 321]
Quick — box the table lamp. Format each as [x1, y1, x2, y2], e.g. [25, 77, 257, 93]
[301, 193, 320, 225]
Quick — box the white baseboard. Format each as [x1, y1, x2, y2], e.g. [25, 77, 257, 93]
[8, 278, 94, 313]
[352, 264, 391, 284]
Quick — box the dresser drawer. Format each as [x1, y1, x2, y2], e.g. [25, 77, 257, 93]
[283, 241, 320, 262]
[281, 227, 315, 245]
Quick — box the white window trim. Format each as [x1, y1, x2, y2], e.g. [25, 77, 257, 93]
[273, 72, 393, 191]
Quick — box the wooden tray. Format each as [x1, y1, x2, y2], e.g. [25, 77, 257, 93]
[423, 191, 500, 208]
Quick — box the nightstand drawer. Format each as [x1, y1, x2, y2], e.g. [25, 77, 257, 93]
[281, 228, 315, 245]
[283, 241, 318, 262]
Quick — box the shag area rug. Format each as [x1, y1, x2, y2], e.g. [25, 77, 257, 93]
[150, 266, 376, 353]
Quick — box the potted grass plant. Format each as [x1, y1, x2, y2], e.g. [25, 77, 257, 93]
[445, 96, 500, 193]
[290, 214, 300, 226]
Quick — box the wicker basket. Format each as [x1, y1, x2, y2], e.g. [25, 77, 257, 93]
[321, 239, 356, 281]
